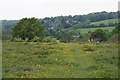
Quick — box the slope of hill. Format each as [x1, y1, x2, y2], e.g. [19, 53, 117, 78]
[1, 11, 118, 41]
[1, 11, 118, 30]
[40, 11, 118, 29]
[76, 26, 115, 34]
[90, 19, 118, 26]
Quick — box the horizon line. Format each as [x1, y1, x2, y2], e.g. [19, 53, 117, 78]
[1, 10, 118, 21]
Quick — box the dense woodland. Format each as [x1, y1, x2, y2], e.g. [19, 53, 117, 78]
[1, 11, 119, 42]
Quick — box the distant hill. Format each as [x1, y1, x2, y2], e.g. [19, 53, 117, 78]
[40, 11, 118, 29]
[90, 19, 118, 26]
[1, 11, 118, 30]
[1, 20, 19, 29]
[1, 11, 118, 40]
[76, 26, 115, 34]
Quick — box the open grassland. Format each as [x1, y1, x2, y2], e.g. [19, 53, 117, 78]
[77, 27, 115, 34]
[2, 42, 118, 78]
[90, 19, 118, 26]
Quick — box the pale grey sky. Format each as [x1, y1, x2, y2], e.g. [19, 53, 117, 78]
[0, 0, 119, 20]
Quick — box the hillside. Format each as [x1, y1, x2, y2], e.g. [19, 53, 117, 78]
[1, 11, 118, 41]
[40, 11, 118, 29]
[1, 11, 118, 30]
[76, 26, 115, 34]
[90, 19, 118, 26]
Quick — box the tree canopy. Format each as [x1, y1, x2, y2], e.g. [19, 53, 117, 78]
[90, 29, 108, 42]
[112, 24, 120, 35]
[12, 17, 45, 41]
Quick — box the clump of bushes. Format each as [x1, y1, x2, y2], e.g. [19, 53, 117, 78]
[30, 36, 42, 42]
[11, 36, 43, 42]
[42, 36, 58, 43]
[11, 37, 28, 42]
[11, 36, 59, 43]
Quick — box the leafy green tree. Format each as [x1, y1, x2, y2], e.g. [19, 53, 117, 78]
[12, 17, 45, 41]
[111, 25, 120, 42]
[56, 32, 63, 40]
[112, 24, 120, 35]
[90, 29, 108, 42]
[63, 31, 72, 43]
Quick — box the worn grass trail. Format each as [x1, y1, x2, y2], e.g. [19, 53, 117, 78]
[67, 43, 97, 78]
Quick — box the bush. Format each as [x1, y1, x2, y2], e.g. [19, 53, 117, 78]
[42, 36, 58, 43]
[30, 36, 42, 42]
[11, 37, 28, 42]
[11, 37, 23, 42]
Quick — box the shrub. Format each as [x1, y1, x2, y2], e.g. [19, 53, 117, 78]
[42, 36, 58, 43]
[11, 36, 43, 42]
[30, 36, 42, 42]
[11, 37, 29, 42]
[11, 37, 23, 42]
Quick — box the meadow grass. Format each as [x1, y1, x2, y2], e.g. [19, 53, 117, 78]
[76, 27, 115, 34]
[2, 41, 118, 78]
[90, 19, 118, 26]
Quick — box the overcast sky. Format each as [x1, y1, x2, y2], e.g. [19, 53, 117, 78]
[0, 0, 119, 20]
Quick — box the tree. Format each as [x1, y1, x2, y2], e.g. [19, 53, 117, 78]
[12, 17, 45, 41]
[90, 29, 108, 42]
[61, 17, 71, 29]
[112, 25, 120, 35]
[111, 25, 120, 42]
[63, 31, 72, 43]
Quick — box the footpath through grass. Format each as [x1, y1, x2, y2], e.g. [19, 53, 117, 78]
[2, 42, 118, 78]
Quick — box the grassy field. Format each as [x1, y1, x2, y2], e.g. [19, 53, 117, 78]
[90, 19, 118, 26]
[2, 41, 118, 78]
[76, 27, 115, 34]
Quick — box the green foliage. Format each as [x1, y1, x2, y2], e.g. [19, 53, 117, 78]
[2, 12, 118, 42]
[90, 29, 108, 41]
[12, 17, 45, 41]
[2, 11, 118, 30]
[30, 36, 42, 42]
[11, 37, 28, 42]
[108, 25, 120, 42]
[42, 36, 58, 43]
[112, 24, 120, 35]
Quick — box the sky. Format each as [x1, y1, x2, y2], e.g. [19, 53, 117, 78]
[0, 0, 119, 20]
